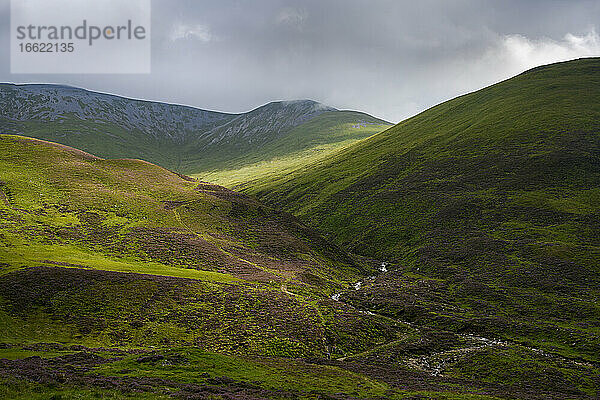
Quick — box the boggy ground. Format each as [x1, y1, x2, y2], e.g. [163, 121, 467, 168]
[0, 265, 598, 399]
[0, 266, 399, 357]
[0, 327, 598, 399]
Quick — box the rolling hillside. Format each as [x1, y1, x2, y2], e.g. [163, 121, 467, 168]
[2, 135, 597, 399]
[0, 84, 391, 179]
[0, 134, 405, 394]
[249, 58, 600, 365]
[0, 134, 376, 288]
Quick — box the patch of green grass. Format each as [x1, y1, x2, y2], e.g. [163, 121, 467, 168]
[0, 348, 75, 360]
[0, 306, 91, 345]
[94, 348, 390, 397]
[0, 235, 239, 283]
[0, 377, 169, 400]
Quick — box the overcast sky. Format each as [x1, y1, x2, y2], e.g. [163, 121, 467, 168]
[1, 0, 600, 122]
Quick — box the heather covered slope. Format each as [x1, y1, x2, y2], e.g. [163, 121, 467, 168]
[0, 134, 361, 286]
[249, 58, 600, 362]
[0, 134, 399, 357]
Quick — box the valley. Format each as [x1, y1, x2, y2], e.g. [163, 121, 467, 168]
[0, 58, 599, 399]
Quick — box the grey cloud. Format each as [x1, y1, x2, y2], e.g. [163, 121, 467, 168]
[1, 0, 599, 121]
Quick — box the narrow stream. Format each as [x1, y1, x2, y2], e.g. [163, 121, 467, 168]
[331, 261, 388, 301]
[329, 261, 593, 376]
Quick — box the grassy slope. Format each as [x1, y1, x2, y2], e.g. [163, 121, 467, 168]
[192, 111, 391, 186]
[0, 134, 404, 353]
[0, 134, 363, 286]
[249, 59, 600, 362]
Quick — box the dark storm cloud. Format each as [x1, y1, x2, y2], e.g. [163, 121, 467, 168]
[1, 0, 599, 121]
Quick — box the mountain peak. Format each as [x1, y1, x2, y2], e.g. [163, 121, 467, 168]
[200, 99, 337, 146]
[276, 99, 336, 110]
[256, 99, 337, 113]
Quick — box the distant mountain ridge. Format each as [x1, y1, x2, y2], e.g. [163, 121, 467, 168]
[0, 83, 385, 174]
[0, 83, 235, 143]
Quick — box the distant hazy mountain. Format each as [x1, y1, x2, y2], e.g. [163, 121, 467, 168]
[0, 84, 390, 175]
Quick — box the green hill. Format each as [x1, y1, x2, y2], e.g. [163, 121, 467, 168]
[249, 58, 600, 363]
[0, 134, 393, 348]
[196, 110, 390, 187]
